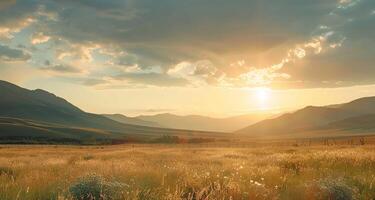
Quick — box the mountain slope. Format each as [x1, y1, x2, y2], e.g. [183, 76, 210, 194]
[102, 114, 162, 128]
[235, 106, 357, 136]
[0, 80, 167, 132]
[334, 97, 375, 114]
[0, 117, 117, 144]
[0, 80, 226, 141]
[136, 113, 272, 132]
[322, 114, 375, 131]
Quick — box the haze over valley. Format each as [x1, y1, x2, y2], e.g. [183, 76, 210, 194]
[1, 80, 375, 144]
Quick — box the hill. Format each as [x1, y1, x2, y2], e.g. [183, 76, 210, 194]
[236, 96, 375, 138]
[0, 80, 226, 143]
[135, 113, 272, 132]
[235, 106, 358, 136]
[102, 114, 162, 128]
[332, 96, 375, 114]
[322, 114, 375, 131]
[0, 117, 117, 144]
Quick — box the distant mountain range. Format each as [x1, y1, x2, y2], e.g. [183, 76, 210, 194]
[102, 114, 163, 128]
[236, 97, 375, 138]
[102, 112, 272, 132]
[0, 80, 226, 143]
[1, 79, 375, 143]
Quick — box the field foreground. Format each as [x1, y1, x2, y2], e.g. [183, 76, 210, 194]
[0, 144, 374, 200]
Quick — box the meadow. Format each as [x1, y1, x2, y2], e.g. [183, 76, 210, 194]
[0, 142, 374, 200]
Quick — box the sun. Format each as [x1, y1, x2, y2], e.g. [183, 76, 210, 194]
[253, 87, 272, 109]
[255, 87, 271, 101]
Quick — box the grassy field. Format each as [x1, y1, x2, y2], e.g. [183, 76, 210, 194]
[0, 143, 374, 200]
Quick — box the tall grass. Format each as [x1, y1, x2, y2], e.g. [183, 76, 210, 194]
[0, 144, 374, 199]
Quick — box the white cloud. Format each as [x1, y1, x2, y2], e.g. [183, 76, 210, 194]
[293, 47, 306, 59]
[225, 0, 355, 88]
[31, 32, 50, 44]
[0, 17, 34, 40]
[167, 62, 195, 78]
[56, 42, 99, 63]
[337, 0, 362, 9]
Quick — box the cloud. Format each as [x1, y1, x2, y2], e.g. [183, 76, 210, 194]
[32, 0, 339, 67]
[31, 32, 50, 44]
[0, 44, 30, 61]
[0, 17, 34, 40]
[82, 78, 109, 86]
[0, 0, 38, 40]
[220, 0, 373, 88]
[114, 72, 189, 87]
[0, 0, 374, 89]
[167, 60, 224, 86]
[55, 42, 99, 63]
[0, 0, 16, 9]
[40, 63, 81, 74]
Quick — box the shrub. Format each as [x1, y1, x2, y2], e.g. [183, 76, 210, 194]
[69, 173, 126, 200]
[0, 166, 15, 176]
[83, 154, 94, 161]
[280, 160, 303, 175]
[307, 179, 355, 200]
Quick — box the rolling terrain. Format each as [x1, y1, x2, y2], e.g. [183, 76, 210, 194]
[1, 144, 374, 199]
[2, 79, 375, 143]
[237, 97, 375, 138]
[0, 80, 227, 143]
[102, 114, 162, 128]
[135, 112, 272, 132]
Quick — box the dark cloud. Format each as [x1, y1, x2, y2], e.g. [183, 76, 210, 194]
[0, 0, 16, 10]
[0, 0, 38, 31]
[279, 0, 375, 88]
[44, 60, 50, 66]
[0, 44, 31, 61]
[1, 0, 374, 88]
[40, 63, 81, 73]
[38, 0, 338, 66]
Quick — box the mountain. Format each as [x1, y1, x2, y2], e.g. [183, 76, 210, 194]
[236, 96, 375, 137]
[102, 114, 162, 128]
[0, 80, 226, 143]
[235, 106, 358, 136]
[135, 112, 272, 132]
[322, 114, 375, 131]
[331, 96, 375, 114]
[0, 80, 129, 131]
[0, 117, 116, 144]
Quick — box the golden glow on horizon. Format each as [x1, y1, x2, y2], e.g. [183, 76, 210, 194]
[255, 87, 271, 101]
[13, 79, 375, 118]
[253, 87, 272, 110]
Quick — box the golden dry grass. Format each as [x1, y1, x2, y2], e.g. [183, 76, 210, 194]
[0, 144, 374, 199]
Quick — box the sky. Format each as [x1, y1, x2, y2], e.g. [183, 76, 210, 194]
[0, 0, 375, 117]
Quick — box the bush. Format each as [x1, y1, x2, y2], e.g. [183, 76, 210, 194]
[69, 173, 126, 200]
[0, 166, 14, 176]
[151, 135, 181, 144]
[280, 160, 303, 175]
[307, 179, 355, 200]
[83, 154, 94, 161]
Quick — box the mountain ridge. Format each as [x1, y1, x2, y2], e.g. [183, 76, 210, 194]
[236, 96, 375, 137]
[0, 80, 227, 143]
[135, 112, 273, 132]
[102, 114, 162, 128]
